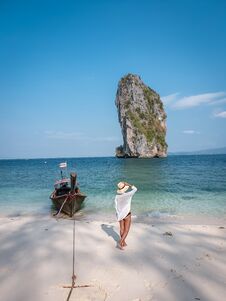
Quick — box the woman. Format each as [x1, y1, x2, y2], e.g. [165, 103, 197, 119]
[115, 181, 137, 250]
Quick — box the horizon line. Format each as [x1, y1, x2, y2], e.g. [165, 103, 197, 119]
[1, 150, 226, 161]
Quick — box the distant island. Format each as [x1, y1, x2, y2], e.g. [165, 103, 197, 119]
[115, 74, 167, 158]
[170, 147, 226, 156]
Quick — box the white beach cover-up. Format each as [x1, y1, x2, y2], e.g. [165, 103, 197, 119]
[115, 186, 137, 221]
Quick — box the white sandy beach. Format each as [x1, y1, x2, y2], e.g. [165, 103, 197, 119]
[0, 215, 226, 301]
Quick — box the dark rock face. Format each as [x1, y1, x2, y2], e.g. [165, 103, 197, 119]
[115, 74, 167, 158]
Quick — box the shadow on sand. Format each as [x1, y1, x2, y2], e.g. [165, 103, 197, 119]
[101, 224, 120, 245]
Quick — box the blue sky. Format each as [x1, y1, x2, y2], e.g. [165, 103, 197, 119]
[0, 0, 226, 158]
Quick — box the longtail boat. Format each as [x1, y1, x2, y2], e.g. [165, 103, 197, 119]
[50, 168, 86, 217]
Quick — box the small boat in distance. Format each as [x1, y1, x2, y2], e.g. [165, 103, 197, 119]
[50, 163, 86, 217]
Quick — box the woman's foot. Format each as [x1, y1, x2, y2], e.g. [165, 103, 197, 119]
[118, 242, 124, 250]
[122, 241, 127, 247]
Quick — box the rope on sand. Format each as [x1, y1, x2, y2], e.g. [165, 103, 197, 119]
[66, 218, 76, 301]
[54, 193, 92, 300]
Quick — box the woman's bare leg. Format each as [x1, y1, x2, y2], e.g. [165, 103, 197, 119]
[122, 219, 127, 246]
[120, 213, 131, 247]
[119, 220, 124, 238]
[119, 220, 125, 249]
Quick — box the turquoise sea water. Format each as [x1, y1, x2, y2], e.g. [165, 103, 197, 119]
[0, 155, 226, 220]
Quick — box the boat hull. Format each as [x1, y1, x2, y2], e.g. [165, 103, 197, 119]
[50, 192, 86, 217]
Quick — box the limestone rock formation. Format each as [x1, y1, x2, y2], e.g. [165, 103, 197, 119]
[115, 74, 167, 158]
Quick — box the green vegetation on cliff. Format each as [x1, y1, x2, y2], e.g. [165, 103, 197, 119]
[125, 84, 167, 148]
[128, 109, 167, 148]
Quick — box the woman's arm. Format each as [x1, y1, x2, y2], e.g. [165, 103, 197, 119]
[125, 185, 137, 196]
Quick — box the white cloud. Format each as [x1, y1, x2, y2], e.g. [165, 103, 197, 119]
[161, 93, 180, 105]
[45, 131, 84, 140]
[182, 130, 200, 134]
[44, 131, 120, 142]
[208, 98, 226, 106]
[173, 92, 226, 109]
[214, 111, 226, 118]
[161, 91, 226, 109]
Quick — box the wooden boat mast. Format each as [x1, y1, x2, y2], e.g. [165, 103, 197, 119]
[70, 173, 77, 193]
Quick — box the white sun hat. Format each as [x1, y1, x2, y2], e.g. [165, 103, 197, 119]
[117, 182, 130, 194]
